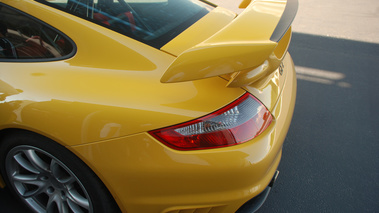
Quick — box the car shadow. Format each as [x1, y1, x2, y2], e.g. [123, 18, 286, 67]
[258, 32, 379, 212]
[1, 32, 379, 213]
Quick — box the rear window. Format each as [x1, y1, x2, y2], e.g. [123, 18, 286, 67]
[37, 0, 213, 48]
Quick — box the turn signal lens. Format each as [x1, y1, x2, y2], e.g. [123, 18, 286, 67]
[149, 93, 272, 150]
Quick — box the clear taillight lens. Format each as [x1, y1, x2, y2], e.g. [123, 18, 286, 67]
[149, 93, 272, 150]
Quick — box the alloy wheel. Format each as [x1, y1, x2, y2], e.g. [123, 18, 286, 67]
[5, 145, 92, 213]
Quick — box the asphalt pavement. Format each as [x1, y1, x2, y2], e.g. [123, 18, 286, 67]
[258, 32, 379, 212]
[1, 0, 379, 212]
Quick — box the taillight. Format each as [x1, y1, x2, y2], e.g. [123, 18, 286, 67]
[149, 93, 272, 150]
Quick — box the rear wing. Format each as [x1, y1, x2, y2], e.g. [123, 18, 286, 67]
[161, 0, 298, 87]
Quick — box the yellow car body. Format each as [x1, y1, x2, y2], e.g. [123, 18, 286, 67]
[0, 0, 297, 212]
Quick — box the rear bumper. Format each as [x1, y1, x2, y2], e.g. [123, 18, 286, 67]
[237, 171, 279, 213]
[69, 54, 296, 213]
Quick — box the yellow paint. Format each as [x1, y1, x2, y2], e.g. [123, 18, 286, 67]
[0, 0, 296, 212]
[161, 42, 277, 83]
[160, 0, 287, 84]
[226, 27, 292, 88]
[161, 7, 236, 56]
[0, 0, 245, 146]
[239, 0, 252, 8]
[69, 54, 296, 213]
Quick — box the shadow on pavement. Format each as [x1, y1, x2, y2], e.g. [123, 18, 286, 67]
[1, 33, 379, 213]
[259, 32, 379, 212]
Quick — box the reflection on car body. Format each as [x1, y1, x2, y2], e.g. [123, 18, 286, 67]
[0, 0, 297, 212]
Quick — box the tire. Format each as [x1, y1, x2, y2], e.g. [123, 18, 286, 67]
[0, 130, 120, 213]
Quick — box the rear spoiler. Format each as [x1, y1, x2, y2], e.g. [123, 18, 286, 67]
[161, 0, 298, 87]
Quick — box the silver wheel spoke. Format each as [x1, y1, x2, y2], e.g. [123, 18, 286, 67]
[60, 176, 75, 185]
[67, 188, 90, 209]
[67, 198, 85, 213]
[50, 160, 74, 185]
[57, 199, 70, 213]
[7, 145, 92, 213]
[13, 174, 41, 185]
[46, 193, 70, 213]
[12, 174, 46, 198]
[13, 173, 46, 186]
[24, 149, 50, 173]
[46, 194, 57, 213]
[23, 187, 45, 199]
[13, 153, 39, 174]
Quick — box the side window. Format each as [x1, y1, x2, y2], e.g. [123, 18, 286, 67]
[0, 4, 74, 61]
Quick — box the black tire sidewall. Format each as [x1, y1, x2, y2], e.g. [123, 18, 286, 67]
[0, 130, 120, 213]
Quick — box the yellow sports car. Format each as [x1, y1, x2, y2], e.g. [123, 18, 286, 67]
[0, 0, 297, 212]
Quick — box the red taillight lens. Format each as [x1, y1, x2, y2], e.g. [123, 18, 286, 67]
[149, 93, 272, 150]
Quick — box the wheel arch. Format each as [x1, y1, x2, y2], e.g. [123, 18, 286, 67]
[0, 127, 121, 212]
[0, 128, 72, 188]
